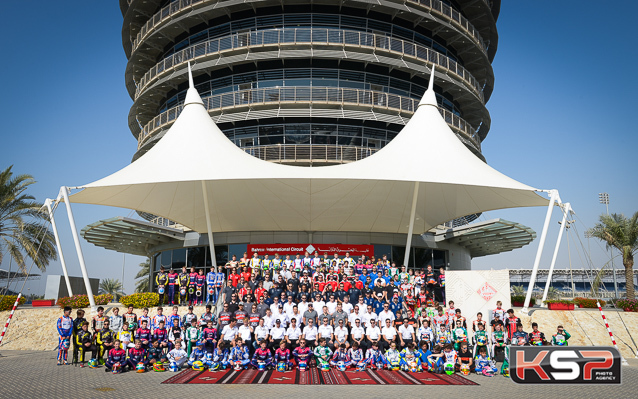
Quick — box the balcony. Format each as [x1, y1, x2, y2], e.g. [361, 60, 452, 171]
[134, 28, 484, 105]
[136, 86, 482, 155]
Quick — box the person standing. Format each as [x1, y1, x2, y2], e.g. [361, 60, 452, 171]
[156, 266, 168, 305]
[56, 306, 73, 365]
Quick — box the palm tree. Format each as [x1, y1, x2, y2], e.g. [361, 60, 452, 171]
[0, 166, 56, 273]
[135, 258, 150, 293]
[587, 212, 638, 299]
[99, 278, 125, 301]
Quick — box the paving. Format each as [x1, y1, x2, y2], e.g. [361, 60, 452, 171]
[0, 350, 635, 398]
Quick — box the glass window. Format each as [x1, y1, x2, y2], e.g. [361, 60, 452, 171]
[153, 252, 162, 271]
[391, 246, 405, 267]
[187, 246, 206, 268]
[160, 250, 172, 268]
[172, 248, 186, 269]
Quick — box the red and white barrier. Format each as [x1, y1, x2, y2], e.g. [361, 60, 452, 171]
[0, 293, 22, 347]
[597, 300, 628, 365]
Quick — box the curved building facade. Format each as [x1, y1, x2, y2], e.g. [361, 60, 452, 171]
[121, 0, 500, 164]
[80, 1, 536, 284]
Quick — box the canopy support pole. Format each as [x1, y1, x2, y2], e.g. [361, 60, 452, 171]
[541, 202, 571, 306]
[403, 182, 420, 268]
[521, 189, 559, 315]
[60, 186, 96, 312]
[201, 181, 217, 272]
[44, 198, 73, 297]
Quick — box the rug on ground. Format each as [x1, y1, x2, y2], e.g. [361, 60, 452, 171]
[163, 368, 478, 386]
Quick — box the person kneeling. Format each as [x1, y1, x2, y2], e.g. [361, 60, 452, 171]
[187, 341, 207, 368]
[105, 339, 126, 372]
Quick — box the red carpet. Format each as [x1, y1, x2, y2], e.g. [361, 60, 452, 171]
[163, 368, 478, 386]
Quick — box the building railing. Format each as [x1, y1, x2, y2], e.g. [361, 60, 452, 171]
[241, 144, 380, 164]
[134, 27, 484, 103]
[131, 0, 487, 56]
[136, 86, 481, 152]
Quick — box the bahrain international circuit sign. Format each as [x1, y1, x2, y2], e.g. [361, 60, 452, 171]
[247, 244, 374, 257]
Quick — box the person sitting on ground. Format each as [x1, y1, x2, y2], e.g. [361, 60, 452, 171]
[399, 342, 421, 371]
[251, 340, 274, 369]
[347, 341, 366, 369]
[472, 321, 491, 357]
[147, 340, 167, 366]
[456, 342, 474, 372]
[229, 338, 250, 370]
[104, 339, 126, 372]
[313, 338, 333, 369]
[207, 341, 230, 370]
[415, 341, 432, 370]
[126, 339, 148, 371]
[187, 341, 207, 367]
[427, 343, 457, 374]
[292, 339, 313, 369]
[274, 340, 293, 370]
[166, 340, 187, 370]
[474, 346, 497, 376]
[384, 341, 401, 369]
[365, 341, 385, 370]
[330, 344, 352, 368]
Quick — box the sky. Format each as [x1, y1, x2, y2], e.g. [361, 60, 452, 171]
[1, 1, 636, 296]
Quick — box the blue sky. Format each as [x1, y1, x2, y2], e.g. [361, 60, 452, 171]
[1, 1, 636, 296]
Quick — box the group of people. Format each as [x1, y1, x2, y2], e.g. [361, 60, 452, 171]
[55, 252, 572, 376]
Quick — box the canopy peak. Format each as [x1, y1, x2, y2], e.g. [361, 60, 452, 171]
[418, 65, 437, 108]
[184, 62, 204, 106]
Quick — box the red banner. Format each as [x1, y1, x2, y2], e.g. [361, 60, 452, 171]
[247, 244, 374, 257]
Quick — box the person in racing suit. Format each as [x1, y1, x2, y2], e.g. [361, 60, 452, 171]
[528, 322, 547, 345]
[126, 340, 148, 371]
[347, 342, 366, 369]
[292, 339, 313, 369]
[329, 344, 352, 368]
[105, 339, 127, 372]
[95, 319, 115, 364]
[57, 307, 73, 365]
[274, 340, 293, 370]
[178, 267, 190, 306]
[364, 341, 386, 369]
[313, 338, 333, 368]
[187, 341, 208, 367]
[206, 341, 230, 370]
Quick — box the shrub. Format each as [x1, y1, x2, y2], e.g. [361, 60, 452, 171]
[120, 292, 159, 308]
[0, 295, 27, 311]
[616, 299, 638, 312]
[544, 299, 574, 305]
[511, 295, 535, 306]
[574, 297, 605, 308]
[57, 294, 113, 309]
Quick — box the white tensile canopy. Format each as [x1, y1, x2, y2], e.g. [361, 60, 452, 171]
[69, 66, 549, 238]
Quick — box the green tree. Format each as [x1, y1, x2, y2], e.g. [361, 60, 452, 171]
[587, 212, 638, 300]
[99, 278, 125, 301]
[135, 258, 150, 293]
[0, 166, 56, 272]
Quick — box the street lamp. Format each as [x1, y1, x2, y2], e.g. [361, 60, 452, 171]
[598, 192, 618, 298]
[599, 192, 609, 214]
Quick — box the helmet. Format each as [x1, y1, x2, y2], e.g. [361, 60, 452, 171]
[153, 363, 166, 372]
[180, 288, 187, 295]
[128, 323, 136, 330]
[158, 286, 165, 294]
[196, 289, 202, 297]
[534, 340, 543, 346]
[169, 362, 180, 372]
[409, 361, 419, 373]
[320, 363, 330, 371]
[511, 338, 518, 346]
[210, 362, 221, 371]
[502, 366, 510, 378]
[460, 364, 470, 376]
[61, 338, 71, 350]
[208, 287, 214, 295]
[556, 337, 566, 346]
[136, 362, 146, 373]
[111, 362, 122, 374]
[439, 335, 447, 343]
[258, 362, 266, 371]
[444, 362, 455, 375]
[192, 361, 205, 371]
[482, 368, 496, 377]
[356, 362, 366, 371]
[277, 362, 286, 372]
[337, 361, 346, 371]
[476, 335, 487, 346]
[88, 359, 99, 369]
[298, 361, 308, 371]
[189, 287, 195, 294]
